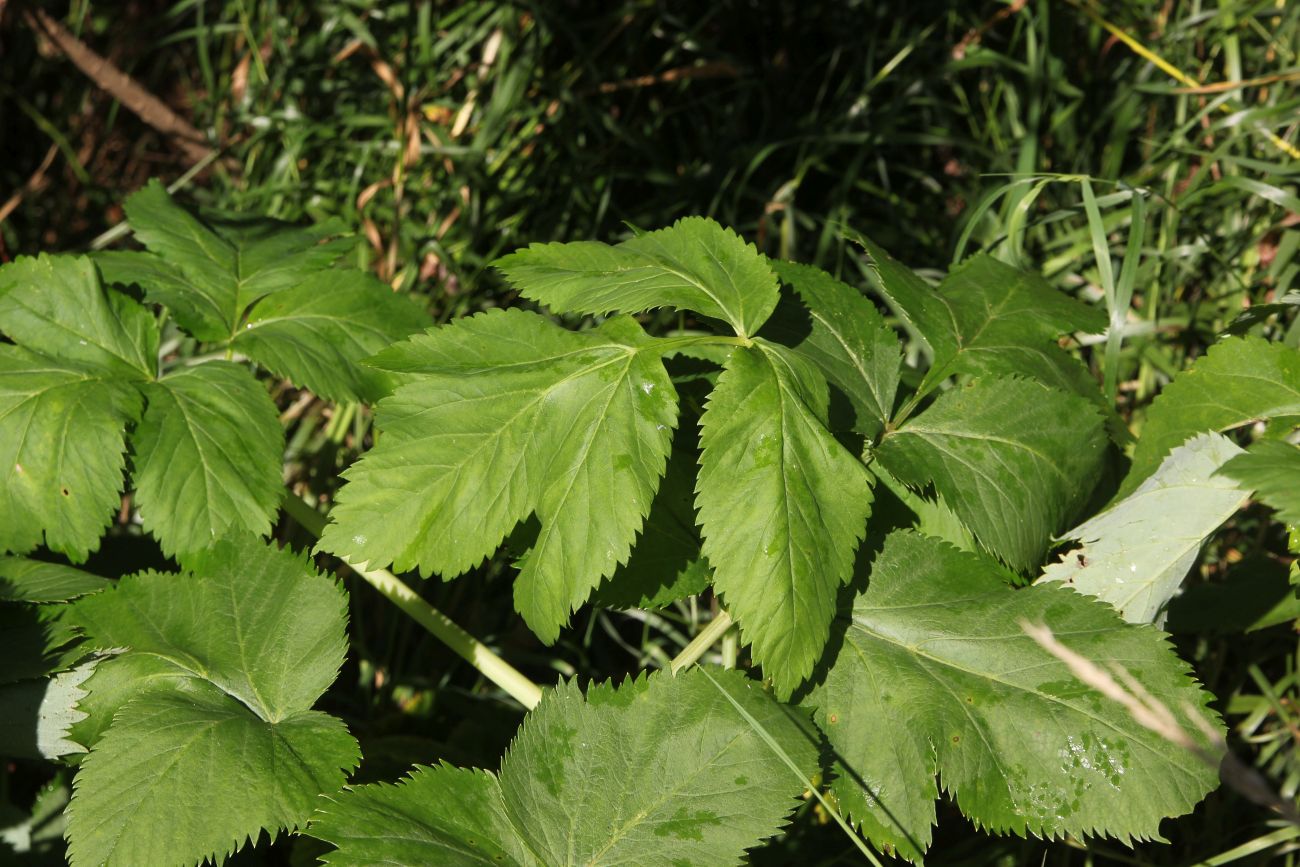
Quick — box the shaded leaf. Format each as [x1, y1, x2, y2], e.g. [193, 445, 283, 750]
[766, 260, 901, 439]
[876, 378, 1106, 572]
[0, 557, 111, 603]
[0, 254, 158, 380]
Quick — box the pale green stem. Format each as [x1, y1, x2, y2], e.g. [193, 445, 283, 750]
[669, 610, 734, 675]
[720, 626, 738, 670]
[282, 494, 544, 710]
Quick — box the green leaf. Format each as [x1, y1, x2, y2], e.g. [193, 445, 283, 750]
[122, 180, 349, 341]
[123, 180, 241, 341]
[0, 254, 158, 381]
[590, 442, 710, 610]
[876, 377, 1107, 572]
[65, 536, 359, 867]
[919, 254, 1105, 390]
[848, 229, 956, 360]
[1219, 438, 1300, 527]
[1121, 337, 1300, 497]
[848, 233, 1112, 423]
[308, 668, 818, 867]
[0, 557, 111, 603]
[1041, 433, 1249, 624]
[766, 260, 901, 439]
[0, 347, 142, 561]
[130, 362, 285, 558]
[495, 217, 779, 338]
[697, 341, 873, 696]
[320, 309, 677, 642]
[232, 269, 432, 402]
[807, 531, 1221, 860]
[203, 213, 353, 307]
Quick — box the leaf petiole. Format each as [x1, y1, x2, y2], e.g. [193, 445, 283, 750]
[669, 609, 734, 675]
[281, 493, 544, 709]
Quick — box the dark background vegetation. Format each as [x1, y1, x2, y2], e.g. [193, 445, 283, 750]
[2, 1, 1299, 864]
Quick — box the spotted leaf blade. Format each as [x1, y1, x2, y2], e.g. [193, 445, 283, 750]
[64, 537, 359, 867]
[697, 341, 873, 696]
[308, 668, 817, 867]
[319, 309, 677, 642]
[494, 217, 780, 338]
[807, 531, 1222, 861]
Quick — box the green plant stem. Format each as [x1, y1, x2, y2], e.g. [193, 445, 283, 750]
[670, 610, 734, 675]
[281, 493, 544, 710]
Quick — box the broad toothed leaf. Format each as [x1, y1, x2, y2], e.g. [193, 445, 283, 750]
[231, 269, 431, 402]
[308, 668, 817, 867]
[65, 537, 358, 867]
[807, 531, 1222, 861]
[765, 260, 901, 439]
[1041, 433, 1249, 624]
[1218, 438, 1300, 527]
[876, 378, 1106, 572]
[0, 347, 142, 561]
[320, 309, 676, 642]
[1120, 336, 1300, 497]
[130, 362, 284, 558]
[121, 180, 350, 340]
[495, 217, 779, 337]
[697, 341, 873, 696]
[0, 254, 157, 380]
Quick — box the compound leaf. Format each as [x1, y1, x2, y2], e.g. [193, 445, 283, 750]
[123, 180, 241, 341]
[65, 537, 358, 867]
[807, 531, 1221, 861]
[495, 217, 779, 338]
[697, 341, 873, 696]
[0, 254, 157, 380]
[309, 668, 817, 867]
[0, 347, 142, 561]
[130, 362, 284, 558]
[876, 377, 1106, 572]
[1041, 433, 1249, 623]
[232, 269, 432, 402]
[122, 180, 349, 341]
[1219, 438, 1300, 527]
[766, 260, 901, 439]
[1120, 337, 1300, 497]
[320, 309, 677, 642]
